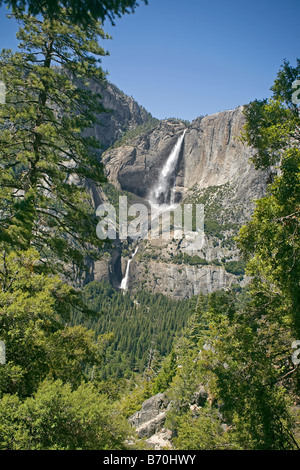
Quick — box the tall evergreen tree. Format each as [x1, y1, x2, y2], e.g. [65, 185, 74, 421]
[0, 10, 110, 276]
[0, 248, 106, 398]
[239, 58, 300, 335]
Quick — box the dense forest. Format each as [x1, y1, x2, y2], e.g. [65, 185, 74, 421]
[72, 281, 197, 380]
[0, 0, 299, 451]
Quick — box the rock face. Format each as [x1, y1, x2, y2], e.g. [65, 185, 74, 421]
[129, 393, 171, 446]
[128, 253, 240, 299]
[181, 108, 256, 190]
[102, 106, 265, 199]
[83, 80, 153, 150]
[86, 95, 270, 298]
[128, 386, 216, 449]
[103, 119, 186, 197]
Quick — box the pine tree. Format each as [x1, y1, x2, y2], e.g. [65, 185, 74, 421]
[0, 9, 110, 276]
[0, 248, 105, 398]
[239, 58, 300, 335]
[1, 0, 148, 27]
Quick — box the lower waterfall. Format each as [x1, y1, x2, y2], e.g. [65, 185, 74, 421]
[120, 246, 139, 290]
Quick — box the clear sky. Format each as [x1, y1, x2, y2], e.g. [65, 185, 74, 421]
[0, 0, 299, 121]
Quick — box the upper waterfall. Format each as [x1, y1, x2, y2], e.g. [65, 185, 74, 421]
[148, 129, 186, 208]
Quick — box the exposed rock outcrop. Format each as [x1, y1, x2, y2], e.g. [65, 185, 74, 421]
[102, 106, 265, 200]
[129, 393, 170, 438]
[128, 393, 173, 449]
[128, 387, 215, 450]
[84, 80, 153, 150]
[88, 105, 269, 298]
[128, 254, 240, 299]
[103, 119, 186, 197]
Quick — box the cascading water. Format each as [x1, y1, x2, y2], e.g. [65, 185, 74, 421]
[120, 246, 139, 290]
[149, 129, 186, 209]
[119, 129, 186, 290]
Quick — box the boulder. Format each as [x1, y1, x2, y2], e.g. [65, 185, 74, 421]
[129, 393, 170, 439]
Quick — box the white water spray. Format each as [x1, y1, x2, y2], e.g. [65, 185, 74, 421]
[120, 245, 139, 290]
[149, 129, 186, 208]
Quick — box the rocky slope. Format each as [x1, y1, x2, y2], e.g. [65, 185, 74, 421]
[87, 97, 270, 298]
[103, 106, 263, 199]
[84, 80, 153, 150]
[128, 393, 173, 450]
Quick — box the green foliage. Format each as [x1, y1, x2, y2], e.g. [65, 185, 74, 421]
[162, 287, 299, 450]
[202, 298, 297, 449]
[120, 378, 155, 418]
[172, 252, 208, 265]
[1, 0, 148, 27]
[171, 251, 230, 271]
[0, 379, 131, 450]
[0, 248, 105, 398]
[0, 10, 108, 274]
[0, 10, 298, 451]
[110, 116, 160, 149]
[71, 280, 197, 379]
[240, 59, 300, 170]
[223, 259, 245, 276]
[0, 2, 150, 452]
[173, 406, 233, 450]
[163, 61, 300, 450]
[152, 349, 178, 394]
[204, 218, 238, 238]
[239, 59, 300, 335]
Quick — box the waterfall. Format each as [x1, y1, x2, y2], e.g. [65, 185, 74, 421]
[149, 129, 186, 208]
[120, 129, 186, 291]
[120, 246, 139, 290]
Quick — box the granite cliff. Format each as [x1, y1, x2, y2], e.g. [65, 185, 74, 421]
[84, 80, 154, 150]
[85, 87, 270, 299]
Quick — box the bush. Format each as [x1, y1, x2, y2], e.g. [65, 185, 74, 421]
[173, 407, 234, 450]
[224, 260, 246, 276]
[0, 380, 131, 450]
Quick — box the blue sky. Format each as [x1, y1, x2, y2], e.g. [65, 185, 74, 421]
[0, 0, 299, 121]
